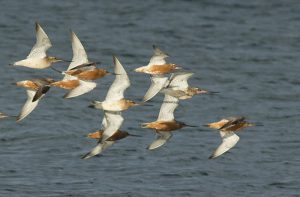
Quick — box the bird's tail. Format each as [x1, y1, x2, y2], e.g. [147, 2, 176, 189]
[88, 101, 102, 109]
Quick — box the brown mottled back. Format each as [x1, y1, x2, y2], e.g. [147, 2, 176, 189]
[148, 64, 179, 74]
[51, 80, 80, 89]
[143, 120, 185, 131]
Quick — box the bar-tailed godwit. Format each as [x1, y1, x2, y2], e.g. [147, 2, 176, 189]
[136, 46, 181, 102]
[51, 31, 98, 98]
[90, 56, 139, 112]
[15, 78, 54, 121]
[13, 23, 69, 69]
[161, 72, 216, 100]
[142, 94, 194, 150]
[205, 117, 254, 159]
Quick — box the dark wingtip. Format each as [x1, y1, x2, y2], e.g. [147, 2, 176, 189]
[208, 155, 215, 159]
[81, 153, 90, 159]
[88, 104, 95, 108]
[35, 22, 39, 30]
[63, 93, 70, 99]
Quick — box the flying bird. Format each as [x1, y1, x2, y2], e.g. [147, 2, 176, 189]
[135, 46, 181, 102]
[82, 111, 124, 159]
[205, 116, 254, 159]
[15, 78, 54, 121]
[142, 94, 194, 150]
[12, 22, 69, 69]
[161, 72, 216, 100]
[87, 130, 140, 140]
[90, 56, 139, 112]
[51, 31, 101, 98]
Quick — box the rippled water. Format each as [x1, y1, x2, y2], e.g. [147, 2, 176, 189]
[0, 0, 299, 196]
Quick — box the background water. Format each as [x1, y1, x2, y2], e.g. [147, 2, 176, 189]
[0, 0, 299, 196]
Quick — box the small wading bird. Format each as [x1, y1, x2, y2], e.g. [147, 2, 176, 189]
[14, 78, 54, 121]
[135, 46, 181, 102]
[205, 116, 254, 159]
[161, 72, 217, 100]
[142, 94, 195, 150]
[12, 22, 70, 69]
[51, 31, 107, 98]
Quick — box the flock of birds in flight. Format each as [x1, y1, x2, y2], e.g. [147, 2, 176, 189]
[2, 23, 256, 160]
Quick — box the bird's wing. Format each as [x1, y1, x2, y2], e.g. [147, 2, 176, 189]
[105, 56, 130, 101]
[147, 45, 168, 66]
[63, 80, 96, 98]
[101, 115, 108, 130]
[143, 75, 169, 102]
[219, 116, 246, 130]
[147, 132, 172, 150]
[101, 111, 124, 142]
[168, 72, 194, 90]
[157, 94, 179, 121]
[32, 85, 51, 102]
[209, 131, 240, 159]
[66, 31, 89, 71]
[27, 23, 52, 58]
[17, 90, 40, 122]
[81, 141, 115, 159]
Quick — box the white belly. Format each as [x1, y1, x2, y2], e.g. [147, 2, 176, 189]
[102, 100, 123, 111]
[14, 58, 50, 69]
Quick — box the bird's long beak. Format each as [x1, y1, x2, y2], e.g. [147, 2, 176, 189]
[58, 59, 72, 63]
[128, 134, 142, 137]
[207, 91, 219, 94]
[50, 66, 63, 73]
[135, 102, 153, 107]
[252, 122, 263, 127]
[88, 104, 95, 108]
[185, 124, 197, 128]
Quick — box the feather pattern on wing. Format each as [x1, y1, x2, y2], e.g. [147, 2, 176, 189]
[105, 56, 130, 101]
[168, 72, 194, 90]
[64, 31, 89, 80]
[17, 90, 41, 121]
[63, 80, 96, 98]
[81, 141, 115, 159]
[209, 131, 240, 159]
[157, 94, 179, 121]
[143, 75, 169, 102]
[147, 132, 172, 150]
[101, 111, 124, 142]
[27, 23, 52, 58]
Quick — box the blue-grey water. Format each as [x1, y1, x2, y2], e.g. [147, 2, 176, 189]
[0, 0, 299, 196]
